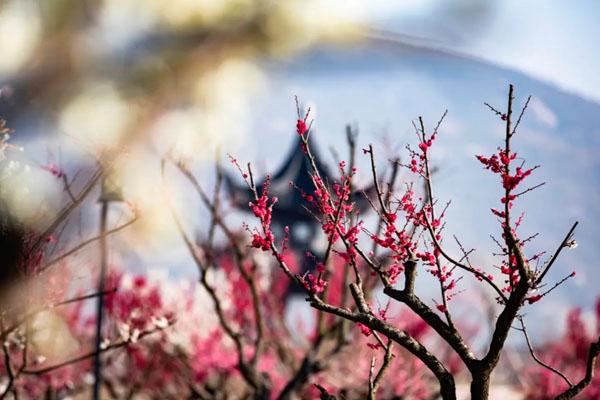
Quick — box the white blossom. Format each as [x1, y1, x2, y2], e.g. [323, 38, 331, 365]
[130, 328, 140, 343]
[100, 338, 110, 350]
[566, 240, 578, 249]
[118, 323, 131, 342]
[151, 316, 169, 329]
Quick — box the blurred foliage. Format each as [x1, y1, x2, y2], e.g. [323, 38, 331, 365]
[0, 0, 361, 155]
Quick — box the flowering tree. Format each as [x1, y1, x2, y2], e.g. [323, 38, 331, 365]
[238, 86, 600, 400]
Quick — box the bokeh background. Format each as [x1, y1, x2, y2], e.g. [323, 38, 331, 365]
[1, 0, 599, 341]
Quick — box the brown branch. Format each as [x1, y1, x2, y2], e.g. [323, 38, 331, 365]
[383, 285, 475, 369]
[61, 174, 77, 203]
[423, 216, 507, 302]
[309, 295, 456, 400]
[337, 126, 359, 341]
[511, 95, 531, 135]
[536, 221, 578, 284]
[368, 340, 394, 400]
[418, 116, 453, 327]
[207, 162, 224, 246]
[314, 383, 337, 400]
[368, 144, 388, 214]
[432, 110, 448, 137]
[513, 182, 545, 198]
[480, 86, 534, 377]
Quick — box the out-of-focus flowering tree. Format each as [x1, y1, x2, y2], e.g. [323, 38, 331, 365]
[0, 0, 360, 160]
[1, 113, 442, 398]
[524, 298, 600, 400]
[0, 143, 441, 398]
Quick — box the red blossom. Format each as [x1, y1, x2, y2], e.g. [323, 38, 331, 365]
[476, 154, 503, 173]
[41, 163, 65, 178]
[358, 323, 372, 337]
[296, 119, 307, 135]
[526, 294, 543, 304]
[302, 272, 327, 294]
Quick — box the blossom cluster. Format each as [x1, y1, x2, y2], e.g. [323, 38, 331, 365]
[475, 145, 566, 300]
[248, 176, 278, 252]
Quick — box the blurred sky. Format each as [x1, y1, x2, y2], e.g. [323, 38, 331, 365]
[344, 0, 600, 103]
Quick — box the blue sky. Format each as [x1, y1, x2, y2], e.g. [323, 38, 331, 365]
[352, 0, 600, 103]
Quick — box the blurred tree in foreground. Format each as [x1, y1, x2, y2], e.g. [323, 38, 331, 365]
[0, 0, 364, 269]
[0, 0, 359, 155]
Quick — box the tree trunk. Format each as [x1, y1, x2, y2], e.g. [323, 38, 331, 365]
[470, 370, 491, 400]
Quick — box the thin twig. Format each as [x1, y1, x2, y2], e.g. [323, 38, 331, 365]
[536, 222, 578, 284]
[517, 316, 572, 387]
[39, 217, 137, 272]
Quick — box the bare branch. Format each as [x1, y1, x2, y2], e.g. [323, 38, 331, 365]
[39, 217, 137, 272]
[536, 221, 579, 284]
[516, 316, 572, 387]
[511, 95, 531, 135]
